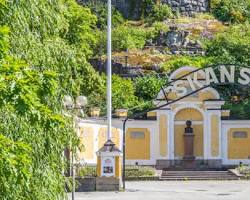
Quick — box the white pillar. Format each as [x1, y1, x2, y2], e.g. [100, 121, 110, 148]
[107, 0, 112, 140]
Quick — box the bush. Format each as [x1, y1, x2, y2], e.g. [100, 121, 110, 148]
[112, 25, 148, 51]
[87, 75, 139, 115]
[211, 0, 250, 23]
[77, 166, 96, 177]
[125, 166, 156, 177]
[205, 23, 250, 65]
[147, 4, 173, 23]
[134, 73, 166, 101]
[160, 56, 213, 72]
[237, 165, 250, 177]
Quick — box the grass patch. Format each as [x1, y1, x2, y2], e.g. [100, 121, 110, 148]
[125, 166, 156, 177]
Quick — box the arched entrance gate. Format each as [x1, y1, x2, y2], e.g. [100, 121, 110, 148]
[122, 64, 250, 188]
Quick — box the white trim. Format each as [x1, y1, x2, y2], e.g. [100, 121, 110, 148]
[174, 121, 203, 125]
[169, 66, 201, 81]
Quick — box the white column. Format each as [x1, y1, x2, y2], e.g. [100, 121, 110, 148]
[169, 111, 175, 160]
[107, 0, 112, 140]
[206, 110, 222, 159]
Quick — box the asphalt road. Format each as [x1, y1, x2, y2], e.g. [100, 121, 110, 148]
[71, 180, 250, 200]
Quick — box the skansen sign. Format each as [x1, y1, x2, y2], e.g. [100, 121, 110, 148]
[166, 65, 250, 97]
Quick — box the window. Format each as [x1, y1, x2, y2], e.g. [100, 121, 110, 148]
[233, 131, 248, 138]
[130, 131, 145, 139]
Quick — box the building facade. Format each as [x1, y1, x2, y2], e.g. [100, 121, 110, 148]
[78, 67, 250, 169]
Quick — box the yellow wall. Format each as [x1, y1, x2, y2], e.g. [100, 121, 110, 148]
[79, 127, 94, 160]
[174, 124, 204, 157]
[115, 156, 122, 178]
[228, 128, 250, 159]
[211, 115, 219, 157]
[98, 127, 120, 149]
[147, 112, 157, 117]
[199, 91, 217, 101]
[159, 115, 168, 156]
[175, 108, 203, 121]
[97, 157, 101, 177]
[126, 128, 150, 160]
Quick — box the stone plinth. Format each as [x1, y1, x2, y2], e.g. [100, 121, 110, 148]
[96, 177, 120, 191]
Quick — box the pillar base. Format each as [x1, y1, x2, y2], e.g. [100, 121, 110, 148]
[96, 177, 121, 191]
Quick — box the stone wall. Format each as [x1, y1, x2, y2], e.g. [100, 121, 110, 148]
[161, 0, 210, 16]
[78, 0, 210, 18]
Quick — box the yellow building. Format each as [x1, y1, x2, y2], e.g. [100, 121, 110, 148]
[78, 67, 250, 169]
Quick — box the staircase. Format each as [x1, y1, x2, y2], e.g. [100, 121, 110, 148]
[160, 170, 240, 181]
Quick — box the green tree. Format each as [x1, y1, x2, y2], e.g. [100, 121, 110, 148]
[88, 75, 138, 115]
[1, 0, 103, 97]
[0, 134, 32, 200]
[146, 3, 173, 24]
[206, 23, 250, 65]
[211, 0, 250, 23]
[134, 73, 166, 101]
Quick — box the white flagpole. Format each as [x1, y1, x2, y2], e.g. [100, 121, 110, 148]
[107, 0, 112, 140]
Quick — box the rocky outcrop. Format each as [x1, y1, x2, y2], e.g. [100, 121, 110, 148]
[162, 0, 209, 16]
[146, 26, 204, 55]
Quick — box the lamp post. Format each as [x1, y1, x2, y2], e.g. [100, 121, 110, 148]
[63, 95, 87, 200]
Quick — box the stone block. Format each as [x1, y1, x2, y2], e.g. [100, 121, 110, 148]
[96, 177, 121, 191]
[207, 159, 223, 169]
[76, 177, 96, 192]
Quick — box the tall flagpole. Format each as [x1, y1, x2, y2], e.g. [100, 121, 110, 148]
[107, 0, 112, 140]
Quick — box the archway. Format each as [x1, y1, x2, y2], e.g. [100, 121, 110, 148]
[174, 108, 204, 160]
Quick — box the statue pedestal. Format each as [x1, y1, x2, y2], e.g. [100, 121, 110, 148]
[183, 121, 195, 169]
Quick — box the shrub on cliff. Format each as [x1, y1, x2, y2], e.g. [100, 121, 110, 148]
[147, 3, 174, 23]
[211, 0, 250, 23]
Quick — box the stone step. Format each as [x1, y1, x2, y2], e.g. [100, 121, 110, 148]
[160, 177, 239, 181]
[161, 175, 237, 177]
[160, 170, 239, 181]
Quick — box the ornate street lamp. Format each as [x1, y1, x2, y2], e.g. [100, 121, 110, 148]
[63, 95, 87, 200]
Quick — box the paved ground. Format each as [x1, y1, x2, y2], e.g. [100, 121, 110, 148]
[71, 181, 250, 200]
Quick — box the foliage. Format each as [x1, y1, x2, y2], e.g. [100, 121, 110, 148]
[0, 1, 93, 199]
[146, 3, 173, 24]
[112, 75, 139, 110]
[222, 98, 250, 119]
[77, 165, 96, 177]
[0, 134, 32, 200]
[85, 1, 125, 29]
[205, 24, 250, 119]
[211, 0, 250, 23]
[205, 23, 250, 65]
[87, 75, 139, 115]
[125, 166, 156, 177]
[112, 24, 148, 51]
[63, 0, 99, 57]
[128, 0, 155, 19]
[237, 165, 250, 177]
[0, 25, 9, 60]
[134, 73, 166, 101]
[0, 55, 75, 199]
[160, 56, 213, 72]
[1, 0, 103, 97]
